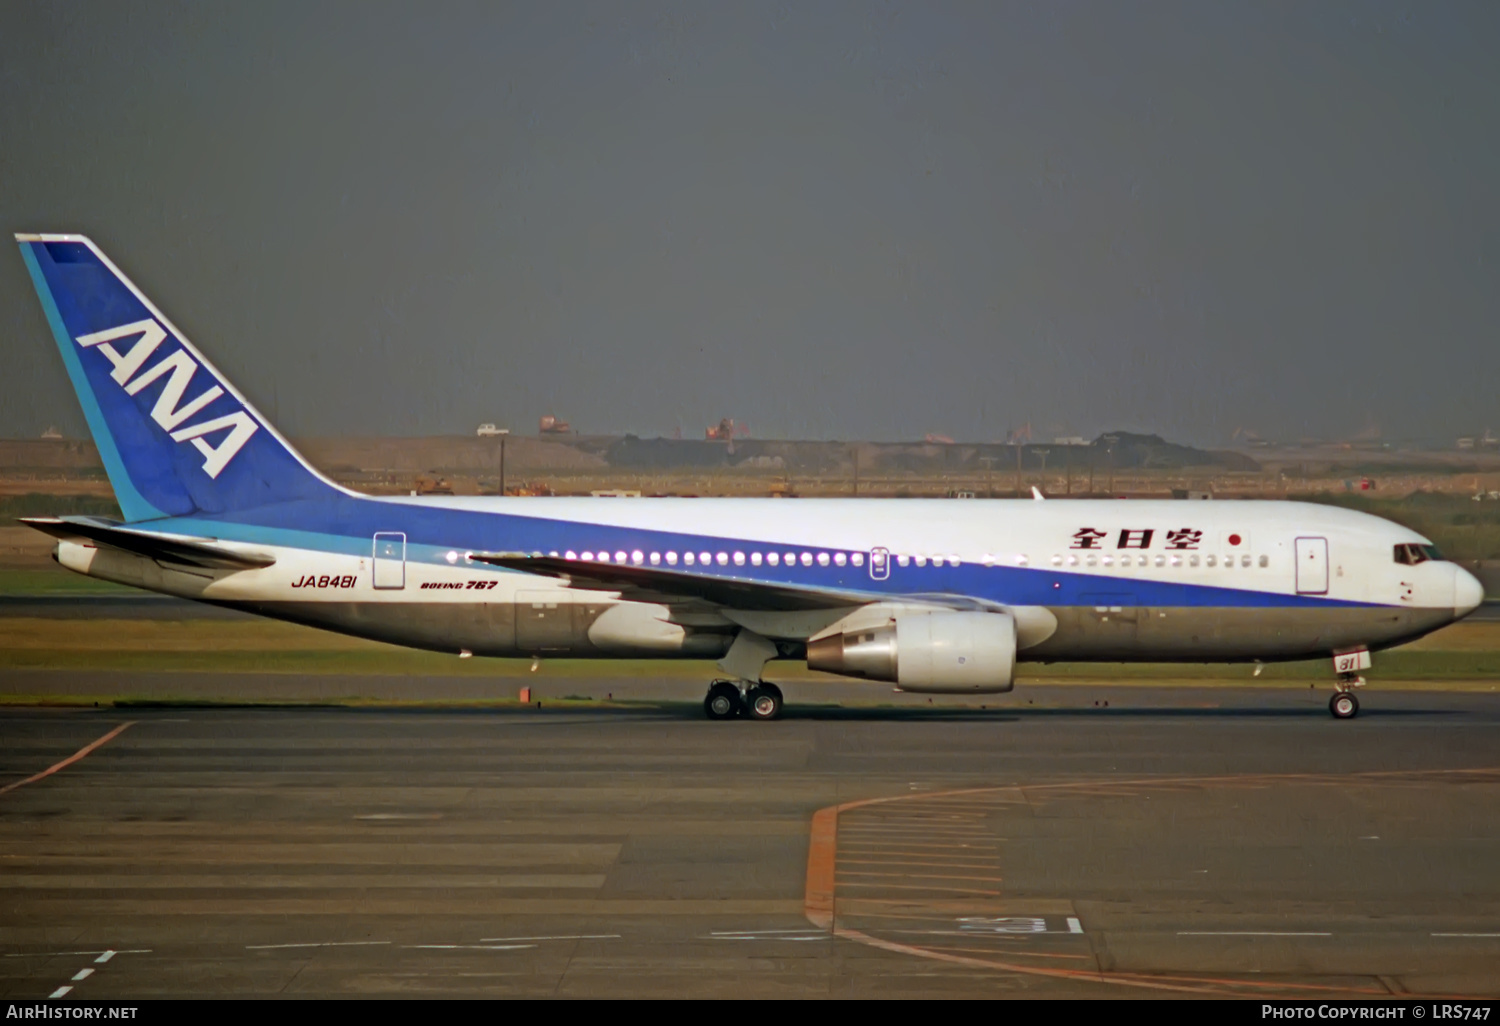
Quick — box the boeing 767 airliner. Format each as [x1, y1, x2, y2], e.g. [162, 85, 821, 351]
[14, 234, 1484, 719]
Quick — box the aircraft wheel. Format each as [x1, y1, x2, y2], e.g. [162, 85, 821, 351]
[744, 683, 783, 722]
[1329, 691, 1359, 720]
[704, 681, 742, 721]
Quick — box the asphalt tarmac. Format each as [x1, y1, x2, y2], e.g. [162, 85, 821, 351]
[2, 685, 1499, 998]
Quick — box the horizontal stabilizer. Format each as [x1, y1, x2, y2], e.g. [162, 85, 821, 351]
[20, 516, 275, 570]
[472, 553, 874, 611]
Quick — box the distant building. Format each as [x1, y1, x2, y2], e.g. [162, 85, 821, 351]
[475, 423, 508, 437]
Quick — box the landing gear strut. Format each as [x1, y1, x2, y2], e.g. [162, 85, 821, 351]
[702, 680, 784, 721]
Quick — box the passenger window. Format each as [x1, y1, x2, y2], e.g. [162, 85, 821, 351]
[785, 552, 797, 565]
[565, 550, 578, 560]
[1050, 555, 1063, 567]
[800, 552, 813, 566]
[767, 552, 779, 566]
[716, 552, 729, 566]
[897, 555, 911, 567]
[650, 552, 660, 565]
[834, 552, 847, 566]
[816, 552, 830, 566]
[916, 555, 928, 567]
[701, 552, 712, 565]
[852, 553, 865, 567]
[631, 550, 644, 564]
[1154, 555, 1165, 567]
[1189, 554, 1199, 567]
[1086, 554, 1097, 567]
[666, 551, 678, 565]
[1067, 555, 1079, 566]
[684, 552, 695, 566]
[751, 552, 762, 566]
[1169, 555, 1181, 567]
[1016, 555, 1029, 566]
[1205, 554, 1215, 567]
[615, 551, 627, 564]
[1102, 555, 1113, 567]
[732, 552, 745, 566]
[1240, 554, 1251, 568]
[1258, 555, 1268, 568]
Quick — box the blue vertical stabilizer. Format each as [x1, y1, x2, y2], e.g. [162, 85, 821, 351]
[16, 234, 343, 521]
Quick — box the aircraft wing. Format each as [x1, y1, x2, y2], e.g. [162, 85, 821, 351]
[470, 552, 878, 611]
[20, 516, 276, 571]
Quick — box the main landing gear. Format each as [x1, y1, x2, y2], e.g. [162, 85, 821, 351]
[703, 680, 784, 721]
[1329, 690, 1359, 719]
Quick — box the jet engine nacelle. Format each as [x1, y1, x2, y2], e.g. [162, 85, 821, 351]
[805, 610, 1016, 693]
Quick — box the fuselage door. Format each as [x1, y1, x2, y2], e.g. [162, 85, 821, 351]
[373, 532, 406, 590]
[869, 547, 891, 581]
[1295, 536, 1329, 595]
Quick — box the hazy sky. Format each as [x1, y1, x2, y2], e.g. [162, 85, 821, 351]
[3, 1, 1498, 445]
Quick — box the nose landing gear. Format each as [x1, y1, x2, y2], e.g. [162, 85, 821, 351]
[1328, 648, 1370, 720]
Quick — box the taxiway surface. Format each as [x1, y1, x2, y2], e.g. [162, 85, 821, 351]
[2, 688, 1498, 998]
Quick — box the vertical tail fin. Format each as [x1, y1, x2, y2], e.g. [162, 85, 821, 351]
[16, 234, 344, 521]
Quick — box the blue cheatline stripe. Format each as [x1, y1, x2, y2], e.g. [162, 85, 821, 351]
[18, 242, 163, 524]
[157, 497, 1391, 611]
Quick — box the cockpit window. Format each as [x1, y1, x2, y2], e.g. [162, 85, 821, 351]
[1394, 543, 1442, 566]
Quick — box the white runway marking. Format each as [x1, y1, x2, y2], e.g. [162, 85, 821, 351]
[1067, 917, 1083, 934]
[710, 929, 823, 936]
[47, 986, 71, 999]
[406, 944, 536, 951]
[477, 934, 621, 942]
[246, 940, 391, 950]
[70, 968, 93, 981]
[353, 813, 443, 821]
[1178, 931, 1331, 937]
[1432, 933, 1500, 937]
[709, 929, 827, 941]
[4, 949, 150, 958]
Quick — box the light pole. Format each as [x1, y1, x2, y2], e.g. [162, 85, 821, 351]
[1033, 448, 1050, 493]
[1103, 434, 1119, 496]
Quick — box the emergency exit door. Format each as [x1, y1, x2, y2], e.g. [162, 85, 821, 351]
[1295, 536, 1328, 595]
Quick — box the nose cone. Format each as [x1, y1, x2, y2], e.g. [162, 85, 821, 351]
[1455, 566, 1485, 619]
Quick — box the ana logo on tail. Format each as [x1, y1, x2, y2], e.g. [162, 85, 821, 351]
[75, 319, 258, 479]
